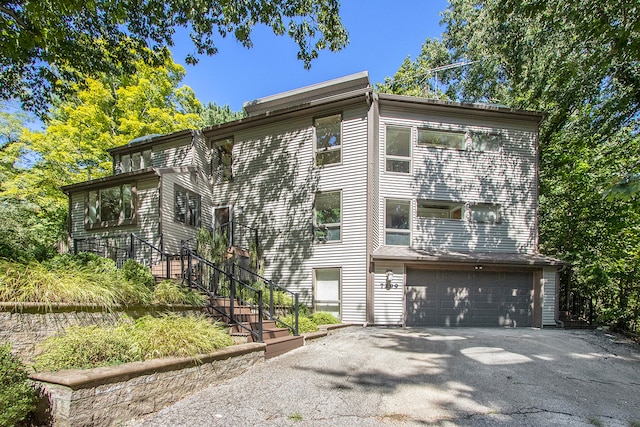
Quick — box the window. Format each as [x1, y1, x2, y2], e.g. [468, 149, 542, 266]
[418, 128, 466, 150]
[314, 268, 341, 318]
[418, 201, 464, 220]
[175, 185, 201, 227]
[385, 199, 411, 246]
[470, 204, 501, 224]
[386, 126, 411, 173]
[117, 149, 152, 173]
[314, 191, 341, 242]
[212, 137, 233, 181]
[86, 184, 135, 228]
[314, 114, 341, 166]
[471, 132, 501, 152]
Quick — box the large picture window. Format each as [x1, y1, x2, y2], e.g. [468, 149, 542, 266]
[314, 191, 341, 242]
[314, 114, 342, 166]
[314, 268, 341, 318]
[418, 128, 466, 150]
[385, 126, 411, 173]
[175, 185, 201, 227]
[86, 184, 135, 228]
[385, 199, 411, 246]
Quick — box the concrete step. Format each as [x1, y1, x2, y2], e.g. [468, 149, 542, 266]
[264, 335, 304, 359]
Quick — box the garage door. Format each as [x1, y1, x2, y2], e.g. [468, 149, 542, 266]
[405, 269, 533, 327]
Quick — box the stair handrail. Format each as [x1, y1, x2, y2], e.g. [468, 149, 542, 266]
[130, 233, 172, 278]
[181, 243, 264, 342]
[214, 220, 260, 252]
[232, 261, 299, 336]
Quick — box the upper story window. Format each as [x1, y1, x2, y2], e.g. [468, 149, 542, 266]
[385, 126, 411, 174]
[385, 199, 411, 246]
[314, 191, 341, 242]
[212, 137, 233, 182]
[471, 132, 501, 152]
[174, 185, 201, 227]
[418, 201, 464, 220]
[470, 203, 501, 224]
[314, 114, 342, 166]
[86, 184, 135, 229]
[418, 128, 466, 150]
[118, 149, 152, 173]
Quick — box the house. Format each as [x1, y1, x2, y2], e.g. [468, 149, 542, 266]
[62, 71, 563, 328]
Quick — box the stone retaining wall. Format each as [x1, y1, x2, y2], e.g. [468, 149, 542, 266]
[31, 342, 265, 426]
[0, 303, 202, 362]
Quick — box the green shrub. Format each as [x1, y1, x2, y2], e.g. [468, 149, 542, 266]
[34, 314, 234, 371]
[122, 259, 155, 289]
[277, 315, 318, 334]
[152, 280, 207, 306]
[310, 312, 341, 325]
[0, 343, 38, 427]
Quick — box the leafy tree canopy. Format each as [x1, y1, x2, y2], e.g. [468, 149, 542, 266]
[0, 0, 348, 117]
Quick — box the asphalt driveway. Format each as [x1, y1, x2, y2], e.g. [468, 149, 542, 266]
[127, 327, 640, 426]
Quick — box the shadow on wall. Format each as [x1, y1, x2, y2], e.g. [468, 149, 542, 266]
[412, 133, 535, 253]
[216, 126, 318, 303]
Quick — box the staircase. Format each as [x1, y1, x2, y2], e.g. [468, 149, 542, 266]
[205, 297, 304, 359]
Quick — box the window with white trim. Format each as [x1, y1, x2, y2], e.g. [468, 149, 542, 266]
[314, 268, 341, 318]
[471, 132, 501, 152]
[86, 184, 135, 228]
[418, 128, 466, 150]
[470, 204, 501, 223]
[175, 185, 201, 227]
[385, 125, 411, 173]
[385, 199, 411, 246]
[314, 114, 342, 166]
[118, 149, 152, 173]
[417, 201, 464, 220]
[314, 191, 341, 242]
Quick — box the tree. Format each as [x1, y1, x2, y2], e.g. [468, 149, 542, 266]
[0, 54, 202, 249]
[0, 0, 348, 117]
[199, 102, 245, 128]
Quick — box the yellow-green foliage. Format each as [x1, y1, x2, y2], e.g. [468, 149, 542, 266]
[277, 315, 318, 334]
[152, 280, 207, 306]
[34, 314, 233, 371]
[310, 312, 340, 325]
[0, 343, 38, 427]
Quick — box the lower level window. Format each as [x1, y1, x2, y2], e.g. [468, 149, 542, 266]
[385, 199, 411, 246]
[314, 268, 341, 318]
[417, 201, 464, 220]
[175, 185, 201, 227]
[86, 184, 134, 228]
[470, 204, 501, 223]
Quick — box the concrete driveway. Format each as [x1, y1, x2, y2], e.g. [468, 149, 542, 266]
[127, 327, 640, 426]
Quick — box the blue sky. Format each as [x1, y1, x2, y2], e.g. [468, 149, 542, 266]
[171, 0, 449, 111]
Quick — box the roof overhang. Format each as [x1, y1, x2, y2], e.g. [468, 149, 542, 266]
[61, 169, 160, 193]
[108, 129, 195, 155]
[371, 246, 565, 268]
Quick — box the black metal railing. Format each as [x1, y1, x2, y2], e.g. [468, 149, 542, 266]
[214, 220, 259, 252]
[182, 243, 264, 342]
[73, 235, 130, 268]
[233, 262, 299, 336]
[130, 233, 174, 279]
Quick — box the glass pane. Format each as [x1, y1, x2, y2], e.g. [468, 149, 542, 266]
[100, 187, 120, 222]
[175, 189, 186, 223]
[131, 152, 141, 171]
[122, 185, 132, 219]
[418, 129, 465, 149]
[386, 159, 410, 173]
[87, 191, 97, 225]
[386, 199, 410, 230]
[315, 269, 340, 301]
[142, 150, 152, 168]
[316, 192, 340, 224]
[472, 133, 501, 152]
[315, 115, 341, 150]
[314, 303, 340, 318]
[120, 154, 131, 172]
[471, 205, 500, 223]
[386, 231, 411, 246]
[188, 193, 201, 227]
[386, 126, 411, 157]
[316, 149, 341, 166]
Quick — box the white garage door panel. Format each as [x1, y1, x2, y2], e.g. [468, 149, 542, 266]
[406, 269, 533, 327]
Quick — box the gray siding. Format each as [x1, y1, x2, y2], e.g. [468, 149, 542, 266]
[377, 106, 538, 254]
[542, 268, 557, 326]
[152, 137, 194, 168]
[211, 104, 370, 323]
[160, 170, 213, 254]
[69, 177, 161, 254]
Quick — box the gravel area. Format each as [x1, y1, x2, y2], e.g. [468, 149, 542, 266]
[126, 326, 640, 426]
